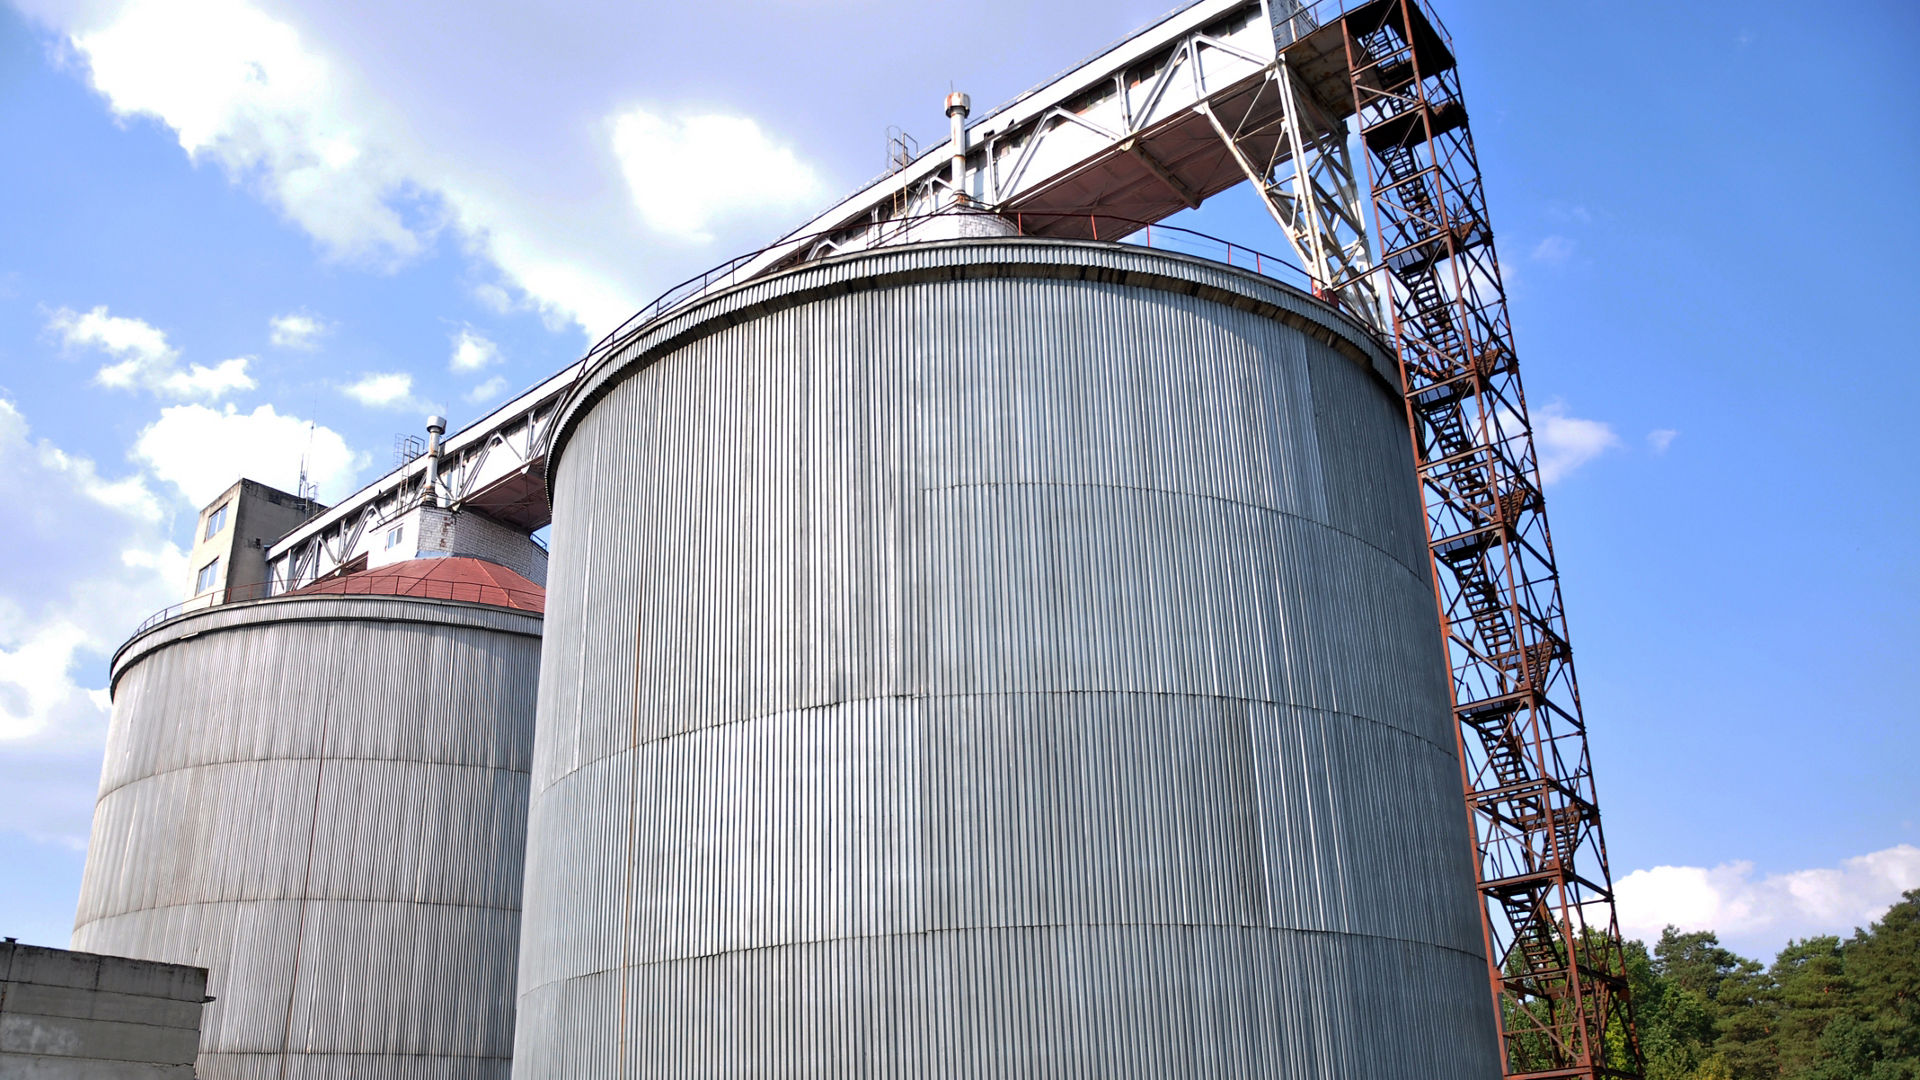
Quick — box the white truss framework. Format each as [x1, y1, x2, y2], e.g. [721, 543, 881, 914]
[264, 362, 581, 591]
[252, 0, 1396, 600]
[740, 0, 1380, 317]
[1200, 57, 1383, 325]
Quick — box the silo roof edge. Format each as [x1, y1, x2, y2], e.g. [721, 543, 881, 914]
[544, 238, 1395, 503]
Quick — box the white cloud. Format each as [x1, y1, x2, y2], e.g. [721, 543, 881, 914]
[34, 0, 831, 336]
[47, 304, 173, 370]
[465, 375, 508, 404]
[1532, 402, 1620, 484]
[161, 356, 256, 397]
[67, 0, 418, 264]
[133, 401, 362, 506]
[440, 195, 643, 332]
[0, 397, 187, 845]
[472, 282, 515, 315]
[0, 615, 96, 743]
[1647, 428, 1679, 453]
[30, 436, 165, 524]
[449, 327, 500, 372]
[1617, 845, 1920, 955]
[1531, 235, 1576, 265]
[341, 371, 421, 411]
[610, 107, 826, 243]
[269, 311, 328, 349]
[49, 305, 256, 399]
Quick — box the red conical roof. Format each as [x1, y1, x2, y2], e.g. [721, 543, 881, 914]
[290, 556, 545, 612]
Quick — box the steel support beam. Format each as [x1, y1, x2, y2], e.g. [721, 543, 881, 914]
[1199, 63, 1384, 328]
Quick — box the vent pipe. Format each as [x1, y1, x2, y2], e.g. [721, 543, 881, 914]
[424, 415, 447, 507]
[945, 91, 971, 206]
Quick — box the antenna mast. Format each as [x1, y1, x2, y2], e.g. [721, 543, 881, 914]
[296, 421, 319, 504]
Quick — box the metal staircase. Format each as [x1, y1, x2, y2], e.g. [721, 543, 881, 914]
[1335, 1, 1640, 1075]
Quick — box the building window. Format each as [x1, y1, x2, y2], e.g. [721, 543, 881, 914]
[386, 525, 405, 550]
[194, 557, 220, 595]
[204, 502, 229, 540]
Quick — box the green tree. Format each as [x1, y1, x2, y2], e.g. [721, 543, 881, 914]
[1824, 889, 1920, 1080]
[1493, 892, 1920, 1079]
[1626, 935, 1722, 1080]
[1767, 935, 1846, 1078]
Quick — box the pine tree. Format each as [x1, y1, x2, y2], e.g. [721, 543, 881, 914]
[1611, 891, 1920, 1080]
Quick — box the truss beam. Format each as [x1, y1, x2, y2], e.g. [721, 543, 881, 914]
[263, 362, 581, 590]
[1197, 59, 1383, 327]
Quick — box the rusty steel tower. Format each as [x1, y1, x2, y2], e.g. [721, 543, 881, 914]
[1336, 2, 1640, 1075]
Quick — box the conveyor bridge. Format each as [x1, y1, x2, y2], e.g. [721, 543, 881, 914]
[266, 0, 1395, 591]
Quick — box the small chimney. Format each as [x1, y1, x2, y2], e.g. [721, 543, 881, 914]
[945, 91, 971, 206]
[424, 415, 447, 506]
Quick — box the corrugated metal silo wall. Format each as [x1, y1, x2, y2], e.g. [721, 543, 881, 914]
[74, 596, 541, 1080]
[515, 241, 1501, 1077]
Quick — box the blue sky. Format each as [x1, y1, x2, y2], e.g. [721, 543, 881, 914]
[1, 0, 1914, 959]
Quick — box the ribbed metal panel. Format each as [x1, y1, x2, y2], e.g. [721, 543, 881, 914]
[516, 240, 1500, 1077]
[74, 595, 542, 1080]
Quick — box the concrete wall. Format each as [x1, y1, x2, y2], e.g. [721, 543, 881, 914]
[514, 240, 1500, 1078]
[0, 940, 205, 1079]
[184, 479, 325, 602]
[227, 481, 325, 595]
[75, 595, 542, 1080]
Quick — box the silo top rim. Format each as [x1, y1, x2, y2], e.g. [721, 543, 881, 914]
[109, 587, 544, 698]
[544, 237, 1394, 501]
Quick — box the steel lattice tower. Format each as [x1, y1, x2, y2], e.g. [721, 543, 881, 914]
[1333, 1, 1641, 1075]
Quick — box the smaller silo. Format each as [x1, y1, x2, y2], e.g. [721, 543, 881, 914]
[73, 556, 544, 1080]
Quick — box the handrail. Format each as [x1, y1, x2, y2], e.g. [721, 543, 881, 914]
[578, 209, 1319, 380]
[128, 574, 544, 637]
[1275, 0, 1453, 52]
[534, 204, 1354, 468]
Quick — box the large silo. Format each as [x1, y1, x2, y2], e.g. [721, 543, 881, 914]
[74, 557, 543, 1080]
[515, 239, 1501, 1077]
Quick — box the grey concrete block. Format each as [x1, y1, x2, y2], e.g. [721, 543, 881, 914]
[0, 1015, 198, 1064]
[2, 984, 202, 1029]
[0, 1050, 194, 1078]
[0, 942, 205, 1078]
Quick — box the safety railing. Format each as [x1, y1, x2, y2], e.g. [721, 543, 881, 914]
[537, 204, 1357, 466]
[1273, 0, 1454, 51]
[129, 574, 544, 637]
[288, 574, 545, 611]
[578, 206, 1319, 374]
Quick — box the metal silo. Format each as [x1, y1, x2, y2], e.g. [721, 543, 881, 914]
[74, 558, 543, 1079]
[515, 239, 1501, 1077]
